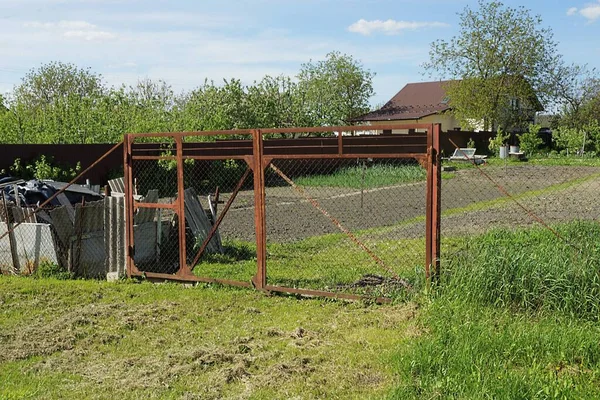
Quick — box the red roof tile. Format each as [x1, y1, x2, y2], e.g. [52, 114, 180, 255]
[356, 80, 453, 121]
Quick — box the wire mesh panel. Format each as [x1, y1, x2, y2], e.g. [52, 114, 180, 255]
[129, 137, 181, 275]
[439, 156, 600, 267]
[184, 158, 257, 284]
[264, 157, 425, 298]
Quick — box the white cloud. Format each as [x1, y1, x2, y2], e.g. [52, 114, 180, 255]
[23, 19, 117, 41]
[63, 30, 117, 41]
[58, 20, 97, 30]
[348, 19, 449, 36]
[568, 1, 600, 21]
[24, 20, 97, 30]
[580, 1, 600, 20]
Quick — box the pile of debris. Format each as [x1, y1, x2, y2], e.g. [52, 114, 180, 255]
[0, 176, 222, 279]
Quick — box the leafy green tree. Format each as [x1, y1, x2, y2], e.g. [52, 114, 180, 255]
[424, 0, 558, 132]
[549, 64, 600, 130]
[9, 61, 107, 144]
[297, 51, 374, 127]
[122, 78, 178, 134]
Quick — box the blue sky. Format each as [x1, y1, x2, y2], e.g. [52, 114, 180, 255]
[0, 0, 599, 106]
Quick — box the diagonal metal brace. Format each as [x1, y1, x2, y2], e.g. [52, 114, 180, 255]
[190, 167, 251, 269]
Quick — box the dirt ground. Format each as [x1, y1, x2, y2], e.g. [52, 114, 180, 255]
[218, 165, 600, 243]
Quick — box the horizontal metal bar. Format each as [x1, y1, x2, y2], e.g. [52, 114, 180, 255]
[129, 129, 254, 138]
[259, 124, 432, 134]
[127, 123, 433, 139]
[260, 153, 427, 160]
[133, 155, 250, 161]
[131, 155, 177, 160]
[131, 271, 253, 287]
[264, 285, 392, 304]
[134, 202, 176, 210]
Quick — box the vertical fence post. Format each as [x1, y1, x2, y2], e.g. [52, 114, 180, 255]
[252, 129, 267, 290]
[1, 194, 19, 274]
[175, 135, 189, 276]
[123, 133, 136, 277]
[431, 124, 442, 280]
[425, 125, 434, 282]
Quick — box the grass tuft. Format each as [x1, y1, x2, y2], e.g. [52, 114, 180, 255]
[441, 221, 600, 320]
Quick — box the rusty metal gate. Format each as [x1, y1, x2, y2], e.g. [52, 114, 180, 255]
[123, 124, 441, 302]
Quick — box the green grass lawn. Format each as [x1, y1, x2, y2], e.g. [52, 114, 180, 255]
[3, 221, 600, 399]
[445, 154, 600, 170]
[0, 277, 417, 399]
[194, 234, 425, 298]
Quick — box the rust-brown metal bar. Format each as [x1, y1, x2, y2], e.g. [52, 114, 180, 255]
[252, 130, 267, 290]
[424, 125, 433, 282]
[264, 285, 391, 304]
[431, 124, 442, 280]
[133, 270, 253, 287]
[190, 167, 251, 269]
[0, 141, 123, 242]
[182, 153, 427, 161]
[123, 123, 433, 138]
[175, 136, 189, 276]
[124, 134, 136, 277]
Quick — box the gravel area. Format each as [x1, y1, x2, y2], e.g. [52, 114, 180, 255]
[218, 165, 600, 243]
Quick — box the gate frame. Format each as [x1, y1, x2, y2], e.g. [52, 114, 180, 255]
[124, 123, 441, 301]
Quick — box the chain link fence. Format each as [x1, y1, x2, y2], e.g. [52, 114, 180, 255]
[439, 156, 600, 265]
[4, 129, 598, 303]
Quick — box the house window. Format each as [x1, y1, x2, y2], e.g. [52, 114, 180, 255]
[510, 98, 520, 110]
[382, 129, 392, 135]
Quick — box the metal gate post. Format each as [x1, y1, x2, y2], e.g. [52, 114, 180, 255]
[175, 135, 189, 276]
[252, 129, 267, 290]
[425, 125, 433, 282]
[431, 124, 442, 280]
[123, 133, 136, 277]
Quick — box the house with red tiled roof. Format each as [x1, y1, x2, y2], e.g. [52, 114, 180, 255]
[354, 80, 461, 133]
[355, 79, 542, 133]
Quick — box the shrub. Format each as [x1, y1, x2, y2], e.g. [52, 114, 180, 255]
[33, 259, 73, 280]
[553, 126, 585, 155]
[488, 128, 509, 154]
[518, 124, 543, 155]
[7, 155, 81, 181]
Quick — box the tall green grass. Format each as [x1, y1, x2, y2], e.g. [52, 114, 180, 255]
[392, 298, 600, 399]
[391, 221, 600, 399]
[295, 164, 426, 189]
[441, 221, 600, 320]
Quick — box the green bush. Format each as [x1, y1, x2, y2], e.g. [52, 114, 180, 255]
[6, 155, 81, 181]
[488, 128, 509, 154]
[553, 126, 585, 155]
[518, 123, 543, 155]
[34, 259, 73, 280]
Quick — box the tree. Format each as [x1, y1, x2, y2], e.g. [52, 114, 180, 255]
[9, 61, 107, 143]
[424, 0, 558, 131]
[547, 63, 600, 129]
[297, 51, 374, 127]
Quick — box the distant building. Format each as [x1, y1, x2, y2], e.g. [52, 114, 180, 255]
[353, 80, 460, 133]
[355, 79, 542, 133]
